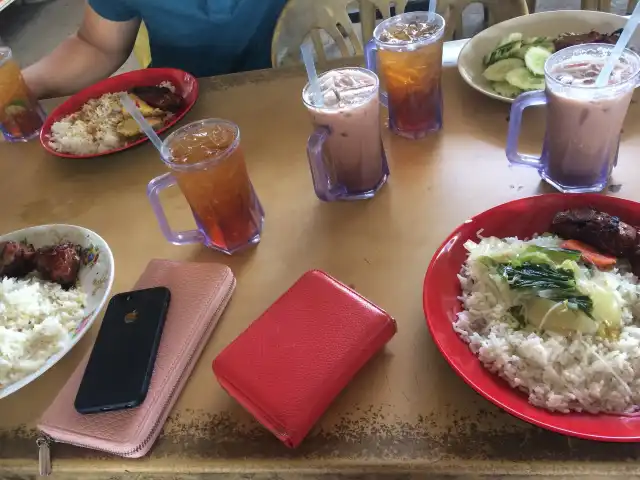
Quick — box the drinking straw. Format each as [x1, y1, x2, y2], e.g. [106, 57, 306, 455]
[119, 93, 166, 155]
[300, 44, 323, 107]
[428, 0, 437, 20]
[595, 2, 640, 87]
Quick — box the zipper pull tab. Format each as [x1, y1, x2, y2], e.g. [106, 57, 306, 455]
[37, 436, 52, 476]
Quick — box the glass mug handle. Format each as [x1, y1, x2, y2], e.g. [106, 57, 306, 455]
[147, 173, 206, 245]
[506, 90, 547, 168]
[364, 39, 388, 108]
[306, 126, 334, 201]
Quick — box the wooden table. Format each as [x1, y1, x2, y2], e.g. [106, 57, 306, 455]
[2, 59, 640, 479]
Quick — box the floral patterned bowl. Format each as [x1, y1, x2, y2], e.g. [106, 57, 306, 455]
[0, 224, 114, 399]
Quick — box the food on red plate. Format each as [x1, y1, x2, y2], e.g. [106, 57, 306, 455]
[551, 207, 640, 275]
[48, 83, 182, 155]
[130, 86, 184, 112]
[454, 207, 640, 415]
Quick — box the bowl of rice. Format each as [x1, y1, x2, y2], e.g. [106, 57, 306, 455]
[424, 193, 640, 442]
[0, 224, 114, 399]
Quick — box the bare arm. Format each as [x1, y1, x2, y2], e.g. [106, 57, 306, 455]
[22, 2, 140, 99]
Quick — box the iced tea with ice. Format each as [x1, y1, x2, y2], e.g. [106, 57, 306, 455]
[0, 47, 46, 142]
[157, 119, 264, 253]
[370, 12, 445, 139]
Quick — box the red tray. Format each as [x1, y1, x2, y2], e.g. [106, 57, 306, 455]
[40, 68, 199, 159]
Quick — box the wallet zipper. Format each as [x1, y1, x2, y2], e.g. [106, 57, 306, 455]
[37, 276, 236, 476]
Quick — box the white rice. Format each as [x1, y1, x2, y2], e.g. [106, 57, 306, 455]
[0, 276, 86, 387]
[49, 92, 127, 155]
[454, 234, 640, 414]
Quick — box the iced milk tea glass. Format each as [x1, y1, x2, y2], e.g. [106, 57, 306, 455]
[506, 43, 640, 193]
[365, 12, 445, 139]
[303, 67, 389, 201]
[147, 119, 265, 255]
[0, 47, 46, 142]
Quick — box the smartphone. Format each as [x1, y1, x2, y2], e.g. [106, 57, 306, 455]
[74, 286, 171, 414]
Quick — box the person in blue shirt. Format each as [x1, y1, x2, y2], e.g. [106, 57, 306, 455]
[23, 0, 288, 99]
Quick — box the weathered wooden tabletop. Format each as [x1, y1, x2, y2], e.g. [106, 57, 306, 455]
[2, 59, 640, 479]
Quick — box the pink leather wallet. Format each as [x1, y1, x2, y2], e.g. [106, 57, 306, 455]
[38, 260, 235, 464]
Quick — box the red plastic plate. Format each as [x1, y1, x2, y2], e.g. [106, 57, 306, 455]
[423, 193, 640, 442]
[40, 68, 199, 159]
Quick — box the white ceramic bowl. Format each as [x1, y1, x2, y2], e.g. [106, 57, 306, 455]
[0, 224, 114, 399]
[458, 10, 635, 103]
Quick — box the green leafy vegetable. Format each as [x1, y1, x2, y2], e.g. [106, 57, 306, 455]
[510, 245, 582, 267]
[497, 262, 593, 315]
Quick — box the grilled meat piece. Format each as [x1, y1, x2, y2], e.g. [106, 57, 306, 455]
[36, 242, 82, 289]
[551, 208, 637, 257]
[553, 29, 621, 52]
[130, 86, 183, 113]
[0, 241, 37, 278]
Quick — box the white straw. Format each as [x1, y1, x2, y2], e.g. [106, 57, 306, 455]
[119, 93, 166, 155]
[300, 44, 323, 106]
[428, 0, 437, 20]
[595, 2, 640, 87]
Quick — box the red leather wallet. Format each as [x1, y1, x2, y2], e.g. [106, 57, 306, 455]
[212, 270, 397, 448]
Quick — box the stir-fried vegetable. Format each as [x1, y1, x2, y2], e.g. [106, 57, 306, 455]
[497, 262, 593, 315]
[510, 245, 582, 267]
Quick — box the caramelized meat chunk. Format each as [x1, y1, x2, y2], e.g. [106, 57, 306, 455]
[551, 208, 640, 276]
[129, 86, 184, 112]
[0, 241, 37, 278]
[553, 30, 621, 52]
[551, 208, 637, 257]
[36, 243, 82, 289]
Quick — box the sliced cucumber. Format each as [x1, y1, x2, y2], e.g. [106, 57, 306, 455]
[524, 46, 552, 76]
[492, 81, 523, 99]
[538, 41, 556, 53]
[499, 32, 523, 47]
[483, 58, 525, 82]
[484, 40, 523, 66]
[523, 36, 554, 46]
[515, 45, 533, 59]
[505, 67, 545, 91]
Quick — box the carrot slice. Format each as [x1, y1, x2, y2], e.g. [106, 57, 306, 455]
[560, 239, 617, 269]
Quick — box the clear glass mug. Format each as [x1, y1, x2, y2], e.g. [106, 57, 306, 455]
[0, 47, 46, 142]
[364, 11, 445, 139]
[506, 43, 640, 193]
[302, 67, 389, 201]
[147, 119, 265, 255]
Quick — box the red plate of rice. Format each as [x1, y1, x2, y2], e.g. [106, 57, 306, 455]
[39, 68, 198, 159]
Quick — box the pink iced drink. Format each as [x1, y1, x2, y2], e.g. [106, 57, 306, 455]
[302, 68, 384, 192]
[545, 46, 640, 187]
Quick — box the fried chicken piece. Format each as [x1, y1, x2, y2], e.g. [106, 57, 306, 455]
[35, 243, 82, 289]
[130, 86, 184, 112]
[0, 241, 37, 278]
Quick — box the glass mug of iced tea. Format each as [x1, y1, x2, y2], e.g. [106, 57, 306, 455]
[365, 12, 445, 139]
[147, 119, 265, 255]
[0, 47, 46, 142]
[302, 67, 389, 201]
[506, 43, 640, 194]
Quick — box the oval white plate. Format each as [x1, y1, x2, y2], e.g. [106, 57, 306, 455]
[0, 225, 114, 399]
[458, 10, 635, 103]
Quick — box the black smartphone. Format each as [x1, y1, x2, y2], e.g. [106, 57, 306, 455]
[74, 286, 171, 414]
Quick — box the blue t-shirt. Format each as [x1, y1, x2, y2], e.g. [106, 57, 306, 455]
[89, 0, 287, 77]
